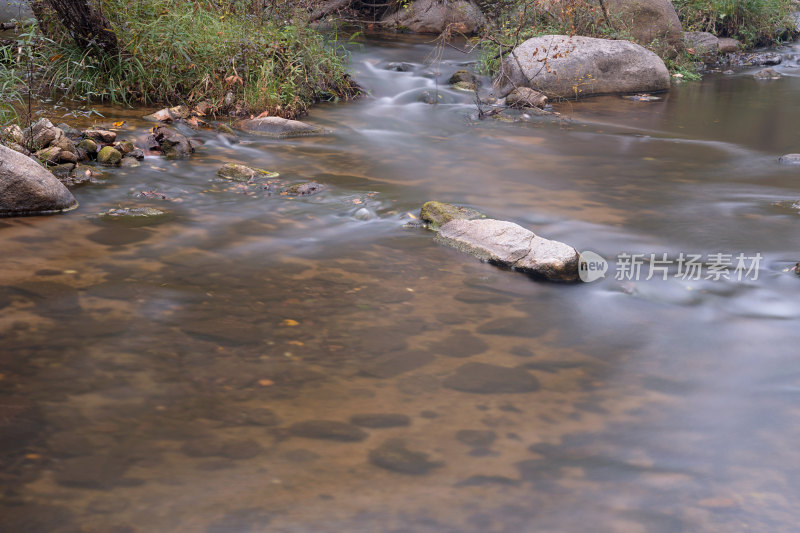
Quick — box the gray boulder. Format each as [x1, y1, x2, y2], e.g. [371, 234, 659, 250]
[493, 35, 670, 99]
[0, 144, 78, 217]
[234, 117, 325, 138]
[682, 31, 719, 56]
[605, 0, 683, 52]
[382, 0, 486, 35]
[718, 37, 740, 53]
[435, 218, 580, 281]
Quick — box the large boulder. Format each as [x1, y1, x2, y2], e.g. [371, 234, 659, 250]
[493, 35, 670, 99]
[234, 117, 325, 138]
[0, 144, 78, 217]
[381, 0, 486, 35]
[682, 31, 719, 56]
[605, 0, 683, 52]
[435, 218, 580, 281]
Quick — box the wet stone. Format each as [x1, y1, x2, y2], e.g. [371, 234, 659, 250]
[350, 413, 412, 428]
[456, 475, 521, 487]
[360, 350, 435, 378]
[181, 438, 263, 459]
[427, 329, 489, 358]
[287, 420, 368, 442]
[54, 455, 134, 489]
[778, 154, 800, 165]
[220, 439, 263, 459]
[0, 504, 78, 533]
[206, 508, 272, 533]
[385, 61, 414, 71]
[369, 438, 442, 475]
[283, 182, 327, 196]
[455, 429, 496, 448]
[208, 407, 280, 427]
[87, 498, 129, 515]
[396, 374, 441, 395]
[283, 449, 320, 463]
[477, 316, 548, 337]
[443, 362, 540, 394]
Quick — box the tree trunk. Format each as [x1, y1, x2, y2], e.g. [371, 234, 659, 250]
[31, 0, 119, 55]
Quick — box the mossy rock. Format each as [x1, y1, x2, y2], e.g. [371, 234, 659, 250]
[217, 163, 279, 182]
[448, 69, 476, 85]
[97, 146, 122, 166]
[451, 81, 477, 92]
[77, 138, 98, 154]
[420, 201, 486, 230]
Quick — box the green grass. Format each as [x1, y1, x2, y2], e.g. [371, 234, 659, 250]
[673, 0, 796, 47]
[34, 0, 358, 118]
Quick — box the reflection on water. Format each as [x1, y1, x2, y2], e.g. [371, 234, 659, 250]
[1, 35, 800, 532]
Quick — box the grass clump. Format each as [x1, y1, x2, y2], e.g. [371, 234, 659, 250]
[35, 0, 358, 118]
[673, 0, 796, 47]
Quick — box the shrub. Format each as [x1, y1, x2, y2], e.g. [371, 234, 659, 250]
[672, 0, 796, 46]
[33, 0, 358, 118]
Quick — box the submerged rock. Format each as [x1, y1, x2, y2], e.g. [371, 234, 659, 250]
[350, 413, 412, 428]
[217, 163, 279, 182]
[0, 144, 78, 217]
[369, 438, 442, 474]
[443, 362, 540, 393]
[493, 35, 670, 99]
[283, 182, 327, 196]
[234, 117, 325, 138]
[381, 0, 486, 35]
[436, 218, 580, 281]
[287, 420, 368, 442]
[506, 87, 548, 109]
[455, 429, 496, 448]
[420, 201, 485, 229]
[754, 68, 781, 80]
[99, 207, 168, 219]
[385, 62, 414, 72]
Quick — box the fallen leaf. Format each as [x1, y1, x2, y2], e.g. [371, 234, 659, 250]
[25, 454, 41, 460]
[281, 319, 299, 327]
[258, 379, 275, 387]
[288, 340, 304, 346]
[112, 121, 126, 128]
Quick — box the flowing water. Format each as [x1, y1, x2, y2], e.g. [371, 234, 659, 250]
[2, 35, 800, 533]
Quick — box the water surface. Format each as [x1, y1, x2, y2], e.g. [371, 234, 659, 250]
[1, 35, 799, 533]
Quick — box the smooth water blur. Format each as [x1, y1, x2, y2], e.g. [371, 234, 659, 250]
[1, 35, 800, 533]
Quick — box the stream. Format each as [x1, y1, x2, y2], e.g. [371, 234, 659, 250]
[1, 34, 800, 532]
